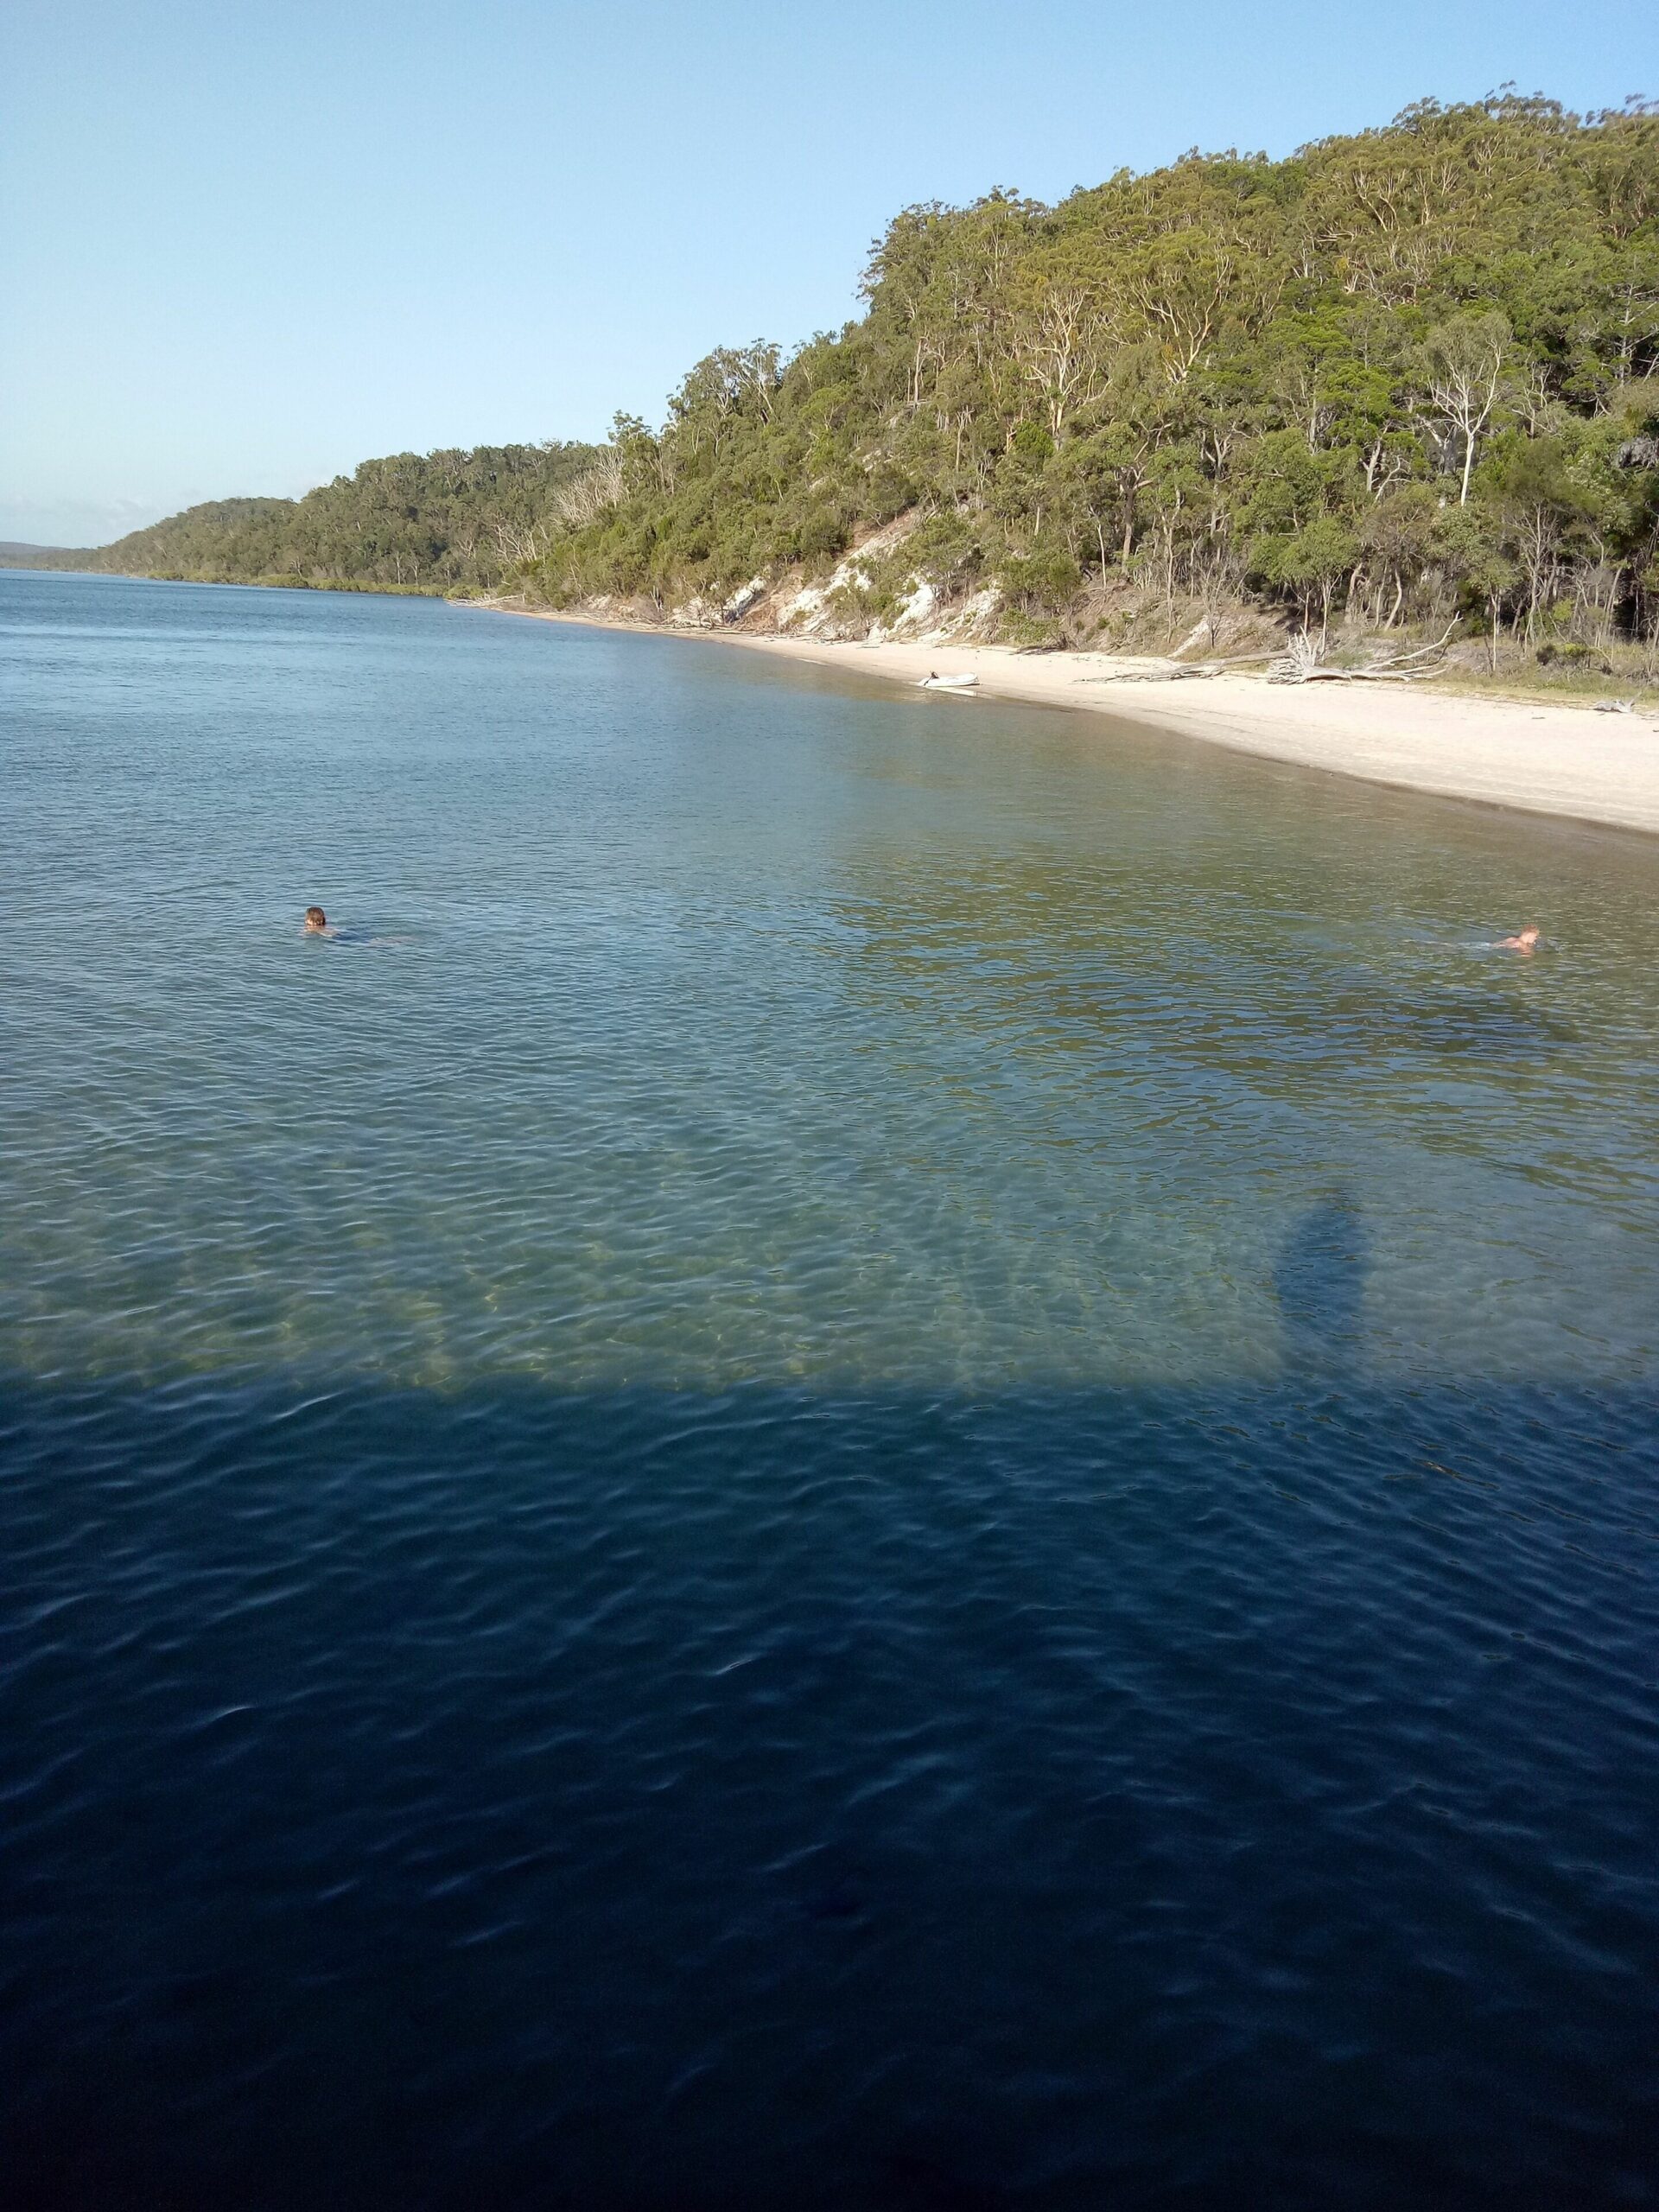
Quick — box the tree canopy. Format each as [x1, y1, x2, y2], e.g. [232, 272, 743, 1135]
[29, 443, 601, 591]
[529, 92, 1659, 653]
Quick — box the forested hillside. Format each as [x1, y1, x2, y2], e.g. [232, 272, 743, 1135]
[0, 542, 77, 569]
[532, 93, 1659, 662]
[23, 93, 1657, 660]
[54, 443, 601, 591]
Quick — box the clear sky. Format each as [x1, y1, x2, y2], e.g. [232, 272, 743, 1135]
[3, 0, 1656, 545]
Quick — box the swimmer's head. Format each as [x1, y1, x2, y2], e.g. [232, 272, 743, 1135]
[304, 906, 327, 933]
[1514, 927, 1540, 950]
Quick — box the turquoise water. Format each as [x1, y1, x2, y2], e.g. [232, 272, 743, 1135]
[3, 570, 1659, 2206]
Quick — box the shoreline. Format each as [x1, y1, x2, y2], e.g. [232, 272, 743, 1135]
[477, 602, 1659, 839]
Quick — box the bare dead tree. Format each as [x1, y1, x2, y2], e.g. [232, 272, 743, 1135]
[554, 448, 626, 529]
[1269, 623, 1455, 683]
[1417, 313, 1510, 503]
[492, 518, 553, 566]
[1012, 283, 1108, 441]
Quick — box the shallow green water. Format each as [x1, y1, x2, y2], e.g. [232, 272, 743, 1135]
[5, 575, 1658, 1395]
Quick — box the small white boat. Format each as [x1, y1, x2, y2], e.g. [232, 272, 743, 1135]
[918, 671, 979, 693]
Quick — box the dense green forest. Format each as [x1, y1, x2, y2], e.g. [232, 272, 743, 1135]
[15, 92, 1657, 667]
[530, 92, 1659, 664]
[32, 443, 601, 591]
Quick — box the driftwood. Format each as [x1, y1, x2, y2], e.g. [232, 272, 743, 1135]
[1268, 626, 1455, 685]
[1072, 631, 1456, 689]
[1077, 648, 1281, 685]
[1081, 665, 1216, 684]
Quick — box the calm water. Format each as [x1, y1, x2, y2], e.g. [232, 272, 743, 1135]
[3, 570, 1658, 2208]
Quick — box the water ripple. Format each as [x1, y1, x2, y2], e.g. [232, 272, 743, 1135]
[3, 576, 1659, 2206]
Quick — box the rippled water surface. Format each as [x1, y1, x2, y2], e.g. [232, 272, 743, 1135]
[3, 571, 1659, 2208]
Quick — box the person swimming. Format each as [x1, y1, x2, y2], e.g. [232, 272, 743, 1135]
[1495, 926, 1541, 952]
[302, 905, 410, 948]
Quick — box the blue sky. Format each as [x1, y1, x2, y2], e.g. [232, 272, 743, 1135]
[3, 0, 1656, 545]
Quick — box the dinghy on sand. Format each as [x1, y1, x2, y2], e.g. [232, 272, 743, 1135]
[918, 671, 979, 694]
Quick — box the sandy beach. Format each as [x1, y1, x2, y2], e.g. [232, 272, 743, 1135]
[488, 607, 1659, 837]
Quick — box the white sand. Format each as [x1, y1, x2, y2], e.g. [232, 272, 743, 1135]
[486, 609, 1659, 836]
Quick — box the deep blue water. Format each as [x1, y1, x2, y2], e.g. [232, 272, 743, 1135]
[3, 570, 1658, 2208]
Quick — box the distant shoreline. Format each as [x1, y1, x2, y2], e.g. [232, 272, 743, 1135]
[0, 564, 442, 595]
[473, 602, 1659, 841]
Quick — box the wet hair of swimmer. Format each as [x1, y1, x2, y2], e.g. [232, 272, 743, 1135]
[305, 906, 328, 931]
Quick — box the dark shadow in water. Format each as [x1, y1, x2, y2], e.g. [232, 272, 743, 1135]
[2, 1368, 1657, 2212]
[1233, 991, 1582, 1083]
[1339, 989, 1580, 1061]
[1274, 1190, 1371, 1367]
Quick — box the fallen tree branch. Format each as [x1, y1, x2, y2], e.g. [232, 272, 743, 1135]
[1079, 665, 1217, 683]
[1268, 624, 1455, 684]
[1274, 664, 1438, 683]
[1077, 647, 1283, 684]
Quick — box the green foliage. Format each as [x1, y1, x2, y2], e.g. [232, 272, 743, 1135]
[1012, 422, 1057, 464]
[526, 92, 1659, 647]
[45, 445, 602, 590]
[31, 92, 1659, 651]
[999, 544, 1083, 611]
[1251, 515, 1362, 634]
